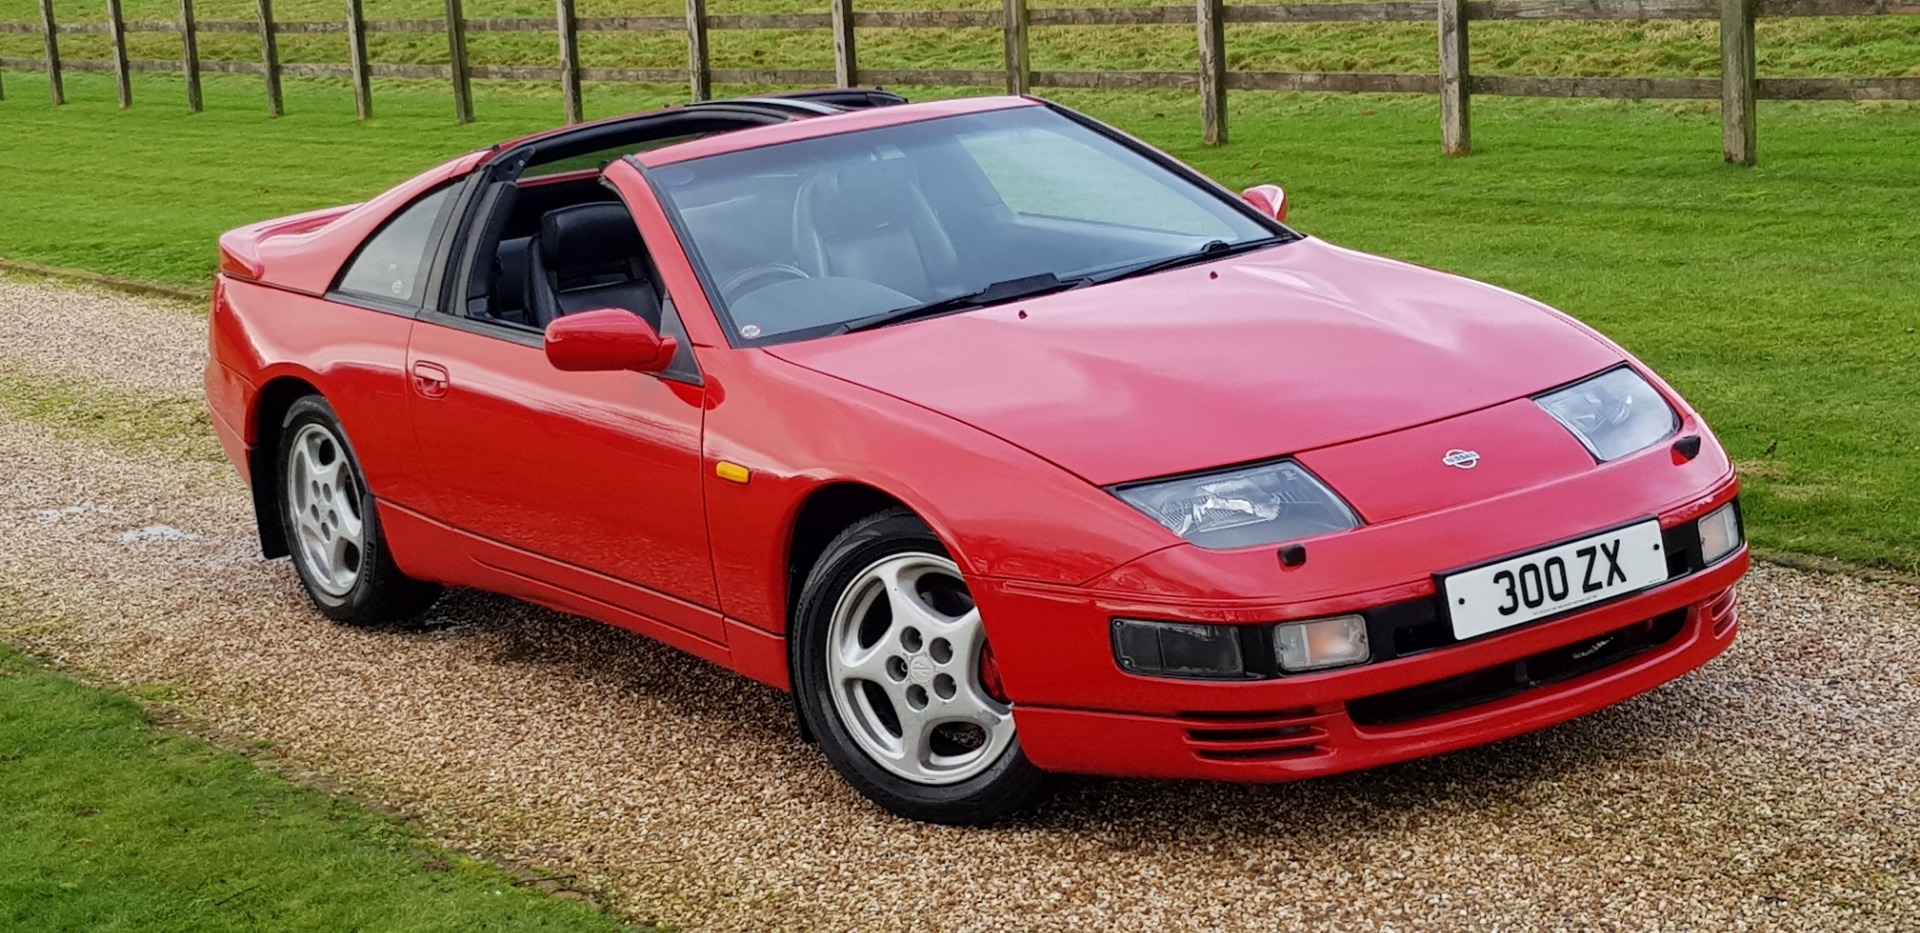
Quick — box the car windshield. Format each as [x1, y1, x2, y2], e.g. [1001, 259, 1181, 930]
[647, 106, 1284, 344]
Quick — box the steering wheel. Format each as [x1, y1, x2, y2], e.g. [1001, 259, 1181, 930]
[721, 262, 810, 301]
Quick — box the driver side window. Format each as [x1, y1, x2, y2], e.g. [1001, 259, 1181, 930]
[458, 180, 702, 383]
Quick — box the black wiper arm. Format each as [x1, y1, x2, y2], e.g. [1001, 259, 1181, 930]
[1090, 236, 1287, 286]
[837, 272, 1090, 334]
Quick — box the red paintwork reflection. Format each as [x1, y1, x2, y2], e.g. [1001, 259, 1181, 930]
[203, 95, 1746, 783]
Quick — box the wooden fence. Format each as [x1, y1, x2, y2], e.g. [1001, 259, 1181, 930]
[2, 0, 1917, 162]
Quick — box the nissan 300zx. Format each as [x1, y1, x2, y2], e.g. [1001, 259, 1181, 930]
[204, 90, 1748, 824]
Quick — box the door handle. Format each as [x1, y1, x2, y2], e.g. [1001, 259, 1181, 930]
[412, 361, 450, 399]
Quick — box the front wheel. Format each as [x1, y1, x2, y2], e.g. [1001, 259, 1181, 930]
[277, 395, 440, 625]
[792, 509, 1046, 824]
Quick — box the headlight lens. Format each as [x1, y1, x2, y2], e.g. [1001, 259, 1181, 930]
[1113, 460, 1360, 550]
[1536, 367, 1679, 462]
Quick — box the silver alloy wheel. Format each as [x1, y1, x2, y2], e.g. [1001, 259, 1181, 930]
[286, 422, 366, 598]
[826, 552, 1014, 786]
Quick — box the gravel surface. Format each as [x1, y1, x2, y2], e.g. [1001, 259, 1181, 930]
[0, 279, 206, 397]
[2, 280, 1917, 930]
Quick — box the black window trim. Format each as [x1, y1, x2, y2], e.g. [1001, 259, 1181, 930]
[415, 151, 706, 387]
[637, 102, 1302, 351]
[325, 176, 474, 316]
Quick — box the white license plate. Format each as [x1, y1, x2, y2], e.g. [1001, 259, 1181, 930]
[1441, 519, 1668, 640]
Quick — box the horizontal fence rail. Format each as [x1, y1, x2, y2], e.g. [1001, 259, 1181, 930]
[2, 0, 1916, 161]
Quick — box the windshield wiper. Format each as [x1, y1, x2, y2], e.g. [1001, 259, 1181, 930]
[837, 272, 1091, 334]
[1088, 236, 1288, 287]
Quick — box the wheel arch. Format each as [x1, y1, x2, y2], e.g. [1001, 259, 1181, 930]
[785, 482, 914, 629]
[247, 375, 323, 559]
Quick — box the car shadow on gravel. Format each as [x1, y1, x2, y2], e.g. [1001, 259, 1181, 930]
[401, 586, 800, 739]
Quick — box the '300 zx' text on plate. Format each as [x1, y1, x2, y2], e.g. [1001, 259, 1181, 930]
[1441, 519, 1668, 641]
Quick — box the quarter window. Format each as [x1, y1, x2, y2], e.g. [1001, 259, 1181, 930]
[337, 186, 455, 305]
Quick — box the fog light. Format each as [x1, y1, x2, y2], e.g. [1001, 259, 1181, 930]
[1274, 615, 1370, 673]
[1111, 619, 1246, 679]
[1698, 501, 1743, 565]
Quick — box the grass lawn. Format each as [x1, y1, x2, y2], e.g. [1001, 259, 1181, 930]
[1, 70, 1915, 572]
[0, 642, 632, 932]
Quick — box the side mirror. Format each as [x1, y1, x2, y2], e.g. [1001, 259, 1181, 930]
[1241, 184, 1288, 223]
[544, 309, 678, 374]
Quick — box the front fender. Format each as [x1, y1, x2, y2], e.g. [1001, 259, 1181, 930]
[697, 349, 1173, 633]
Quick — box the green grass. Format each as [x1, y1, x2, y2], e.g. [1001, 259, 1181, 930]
[0, 641, 634, 932]
[0, 369, 222, 462]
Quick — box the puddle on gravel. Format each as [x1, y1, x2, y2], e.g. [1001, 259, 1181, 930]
[117, 524, 203, 545]
[32, 502, 116, 522]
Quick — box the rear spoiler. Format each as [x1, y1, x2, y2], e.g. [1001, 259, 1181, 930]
[217, 203, 360, 281]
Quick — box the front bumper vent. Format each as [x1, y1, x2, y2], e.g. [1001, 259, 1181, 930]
[1347, 607, 1690, 727]
[1180, 708, 1326, 762]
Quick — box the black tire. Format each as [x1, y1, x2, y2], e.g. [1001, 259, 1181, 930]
[791, 508, 1048, 825]
[276, 395, 440, 626]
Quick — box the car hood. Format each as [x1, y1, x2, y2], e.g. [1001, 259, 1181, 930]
[765, 237, 1623, 486]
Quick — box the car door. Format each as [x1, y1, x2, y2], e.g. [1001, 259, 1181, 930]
[403, 184, 721, 644]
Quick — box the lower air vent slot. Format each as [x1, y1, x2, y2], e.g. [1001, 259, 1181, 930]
[1193, 744, 1320, 762]
[1181, 710, 1327, 762]
[1187, 725, 1313, 744]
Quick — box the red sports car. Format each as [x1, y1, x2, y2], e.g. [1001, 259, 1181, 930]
[205, 90, 1747, 824]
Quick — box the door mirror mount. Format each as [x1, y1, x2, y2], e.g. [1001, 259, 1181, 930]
[544, 309, 677, 374]
[1241, 184, 1288, 223]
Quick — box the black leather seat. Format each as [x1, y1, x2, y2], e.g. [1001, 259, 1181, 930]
[792, 158, 959, 300]
[489, 235, 534, 325]
[525, 203, 662, 328]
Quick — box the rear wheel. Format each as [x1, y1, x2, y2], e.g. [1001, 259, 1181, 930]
[277, 396, 440, 625]
[793, 509, 1046, 824]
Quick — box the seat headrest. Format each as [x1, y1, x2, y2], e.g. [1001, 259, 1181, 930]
[801, 159, 926, 240]
[540, 202, 643, 270]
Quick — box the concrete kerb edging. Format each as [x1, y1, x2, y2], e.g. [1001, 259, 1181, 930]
[0, 257, 208, 304]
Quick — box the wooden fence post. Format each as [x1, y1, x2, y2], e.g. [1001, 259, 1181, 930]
[257, 0, 282, 115]
[555, 0, 581, 122]
[347, 0, 371, 119]
[39, 0, 62, 105]
[1197, 0, 1226, 145]
[106, 0, 131, 107]
[1002, 0, 1028, 94]
[445, 0, 473, 122]
[1720, 0, 1756, 164]
[831, 0, 855, 87]
[1439, 0, 1470, 154]
[685, 0, 710, 100]
[179, 0, 201, 112]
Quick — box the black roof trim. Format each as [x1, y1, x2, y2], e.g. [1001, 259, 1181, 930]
[486, 88, 911, 178]
[679, 88, 909, 119]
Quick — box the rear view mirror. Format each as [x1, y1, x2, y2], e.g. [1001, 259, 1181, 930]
[544, 309, 678, 373]
[1241, 184, 1288, 223]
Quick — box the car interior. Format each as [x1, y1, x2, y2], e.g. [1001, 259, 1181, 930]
[454, 96, 1238, 347]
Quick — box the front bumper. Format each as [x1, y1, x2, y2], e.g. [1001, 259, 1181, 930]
[1010, 559, 1742, 781]
[985, 438, 1747, 781]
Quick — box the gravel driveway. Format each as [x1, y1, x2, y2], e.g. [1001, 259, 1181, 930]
[2, 278, 1916, 931]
